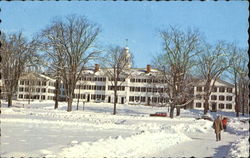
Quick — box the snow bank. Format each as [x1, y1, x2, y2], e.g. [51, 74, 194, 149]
[228, 136, 249, 158]
[56, 131, 191, 157]
[172, 121, 212, 133]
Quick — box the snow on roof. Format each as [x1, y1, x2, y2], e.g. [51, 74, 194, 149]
[20, 72, 56, 82]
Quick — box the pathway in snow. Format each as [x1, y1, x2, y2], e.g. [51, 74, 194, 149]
[149, 129, 239, 157]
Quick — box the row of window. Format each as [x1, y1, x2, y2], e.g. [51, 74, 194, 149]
[73, 94, 106, 100]
[196, 86, 233, 93]
[130, 86, 165, 93]
[196, 95, 233, 101]
[76, 85, 106, 91]
[19, 80, 48, 86]
[129, 96, 168, 103]
[19, 87, 55, 93]
[130, 78, 167, 84]
[195, 102, 232, 109]
[80, 77, 107, 82]
[18, 94, 46, 100]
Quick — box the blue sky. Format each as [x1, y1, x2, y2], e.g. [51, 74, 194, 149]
[1, 1, 248, 68]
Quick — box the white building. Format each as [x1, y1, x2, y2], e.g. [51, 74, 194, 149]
[73, 63, 168, 106]
[1, 47, 238, 113]
[193, 79, 235, 112]
[16, 73, 64, 101]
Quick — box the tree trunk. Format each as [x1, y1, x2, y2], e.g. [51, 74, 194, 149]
[235, 83, 239, 117]
[242, 84, 245, 116]
[54, 79, 59, 109]
[76, 87, 80, 110]
[113, 90, 117, 115]
[203, 99, 209, 114]
[67, 97, 73, 112]
[7, 94, 12, 107]
[170, 105, 175, 119]
[176, 106, 180, 116]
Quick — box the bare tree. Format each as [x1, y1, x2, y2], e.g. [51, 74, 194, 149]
[197, 41, 231, 114]
[153, 27, 201, 118]
[0, 32, 38, 107]
[227, 45, 249, 117]
[40, 15, 101, 112]
[102, 46, 133, 115]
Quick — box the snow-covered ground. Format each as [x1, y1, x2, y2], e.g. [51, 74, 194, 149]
[0, 100, 249, 157]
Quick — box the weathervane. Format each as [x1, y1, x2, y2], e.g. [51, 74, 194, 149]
[125, 39, 128, 47]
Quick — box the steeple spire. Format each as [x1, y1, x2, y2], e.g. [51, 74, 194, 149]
[125, 39, 128, 47]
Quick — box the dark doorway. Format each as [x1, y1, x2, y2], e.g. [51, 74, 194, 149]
[108, 96, 111, 103]
[87, 94, 90, 102]
[121, 97, 124, 104]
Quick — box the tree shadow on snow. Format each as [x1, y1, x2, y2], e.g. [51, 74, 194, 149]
[213, 142, 234, 158]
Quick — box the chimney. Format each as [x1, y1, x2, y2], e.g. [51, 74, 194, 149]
[146, 64, 151, 73]
[94, 64, 100, 72]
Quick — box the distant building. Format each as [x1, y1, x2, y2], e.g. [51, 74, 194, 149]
[193, 79, 235, 112]
[16, 73, 64, 101]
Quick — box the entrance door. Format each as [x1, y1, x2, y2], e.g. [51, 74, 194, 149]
[121, 97, 124, 104]
[87, 94, 90, 102]
[212, 102, 217, 112]
[108, 96, 111, 103]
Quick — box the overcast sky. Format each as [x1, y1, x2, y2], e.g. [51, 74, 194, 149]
[1, 1, 248, 68]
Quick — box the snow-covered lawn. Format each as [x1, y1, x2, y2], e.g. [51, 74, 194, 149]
[0, 100, 249, 157]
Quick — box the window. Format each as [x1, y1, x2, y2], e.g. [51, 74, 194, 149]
[141, 87, 146, 92]
[20, 80, 25, 85]
[226, 96, 232, 101]
[42, 81, 46, 86]
[147, 79, 152, 83]
[196, 87, 202, 92]
[226, 104, 232, 109]
[41, 95, 46, 100]
[130, 87, 134, 92]
[227, 88, 233, 93]
[219, 104, 224, 109]
[129, 96, 134, 102]
[196, 102, 202, 108]
[49, 82, 54, 86]
[211, 95, 217, 100]
[36, 88, 40, 92]
[219, 95, 225, 101]
[152, 97, 158, 103]
[91, 94, 96, 100]
[135, 87, 140, 92]
[19, 94, 23, 99]
[147, 88, 152, 92]
[130, 78, 135, 82]
[19, 88, 24, 92]
[153, 88, 157, 93]
[25, 88, 29, 92]
[212, 87, 217, 92]
[141, 97, 146, 102]
[41, 88, 46, 93]
[196, 95, 202, 100]
[25, 80, 29, 85]
[219, 87, 225, 92]
[102, 95, 105, 100]
[135, 96, 140, 101]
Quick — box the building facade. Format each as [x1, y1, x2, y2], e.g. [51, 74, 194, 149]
[0, 47, 239, 112]
[73, 64, 168, 106]
[16, 73, 64, 101]
[193, 79, 235, 112]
